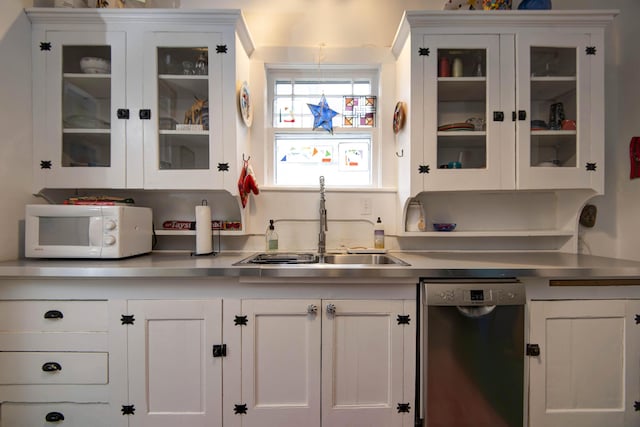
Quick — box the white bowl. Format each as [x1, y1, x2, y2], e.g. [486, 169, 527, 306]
[80, 57, 111, 74]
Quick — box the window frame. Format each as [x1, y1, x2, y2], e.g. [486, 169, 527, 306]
[265, 65, 381, 188]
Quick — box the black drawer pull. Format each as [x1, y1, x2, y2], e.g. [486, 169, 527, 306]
[42, 362, 62, 372]
[45, 411, 65, 422]
[44, 310, 64, 319]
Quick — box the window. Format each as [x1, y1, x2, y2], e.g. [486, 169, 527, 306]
[267, 67, 379, 187]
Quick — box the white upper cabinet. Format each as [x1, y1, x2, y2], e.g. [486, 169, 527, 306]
[27, 8, 254, 192]
[393, 10, 615, 196]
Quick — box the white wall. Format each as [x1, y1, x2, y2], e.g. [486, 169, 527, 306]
[0, 0, 36, 261]
[1, 0, 638, 259]
[553, 0, 640, 260]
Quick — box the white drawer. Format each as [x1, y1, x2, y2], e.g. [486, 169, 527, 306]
[0, 352, 108, 385]
[0, 300, 108, 332]
[0, 403, 114, 427]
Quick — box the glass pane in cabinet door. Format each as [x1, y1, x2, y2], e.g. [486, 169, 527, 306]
[157, 47, 209, 170]
[529, 47, 577, 168]
[62, 46, 111, 167]
[437, 48, 487, 170]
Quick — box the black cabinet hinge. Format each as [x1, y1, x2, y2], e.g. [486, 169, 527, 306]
[40, 41, 51, 51]
[635, 314, 640, 324]
[40, 160, 52, 169]
[397, 402, 411, 413]
[218, 162, 230, 172]
[213, 344, 227, 358]
[117, 108, 130, 120]
[526, 343, 540, 357]
[586, 162, 597, 172]
[121, 315, 135, 325]
[139, 109, 151, 120]
[418, 165, 430, 174]
[586, 46, 597, 55]
[216, 45, 228, 54]
[418, 47, 430, 56]
[234, 315, 248, 326]
[634, 401, 640, 411]
[121, 405, 135, 415]
[397, 314, 411, 325]
[493, 111, 505, 122]
[234, 403, 248, 414]
[45, 412, 65, 422]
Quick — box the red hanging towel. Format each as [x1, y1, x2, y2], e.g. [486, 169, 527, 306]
[630, 137, 640, 179]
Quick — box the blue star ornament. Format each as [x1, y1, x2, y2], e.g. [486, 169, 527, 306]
[307, 95, 339, 134]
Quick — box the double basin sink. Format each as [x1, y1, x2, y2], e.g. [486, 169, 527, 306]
[235, 252, 409, 266]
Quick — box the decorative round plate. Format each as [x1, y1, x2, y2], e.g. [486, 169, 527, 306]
[238, 81, 253, 127]
[393, 101, 406, 134]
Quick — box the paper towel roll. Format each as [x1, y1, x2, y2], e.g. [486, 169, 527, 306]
[195, 204, 212, 255]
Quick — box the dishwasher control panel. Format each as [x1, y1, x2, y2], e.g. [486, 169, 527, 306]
[424, 281, 525, 306]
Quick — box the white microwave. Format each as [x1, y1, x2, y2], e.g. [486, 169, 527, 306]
[25, 204, 153, 259]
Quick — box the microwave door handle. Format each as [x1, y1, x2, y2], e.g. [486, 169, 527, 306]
[89, 217, 103, 247]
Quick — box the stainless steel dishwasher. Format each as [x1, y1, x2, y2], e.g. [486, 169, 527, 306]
[422, 280, 526, 427]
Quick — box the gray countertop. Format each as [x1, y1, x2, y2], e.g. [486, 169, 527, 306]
[0, 251, 640, 280]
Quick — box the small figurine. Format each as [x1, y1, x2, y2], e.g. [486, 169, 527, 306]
[184, 97, 208, 125]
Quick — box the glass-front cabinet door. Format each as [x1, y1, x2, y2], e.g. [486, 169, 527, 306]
[420, 35, 512, 191]
[142, 32, 223, 189]
[516, 33, 594, 190]
[37, 31, 126, 189]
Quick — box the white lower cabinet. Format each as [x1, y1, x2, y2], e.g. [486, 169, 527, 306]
[126, 299, 223, 427]
[529, 299, 640, 427]
[237, 299, 415, 427]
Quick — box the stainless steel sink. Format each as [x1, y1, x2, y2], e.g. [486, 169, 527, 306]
[321, 254, 409, 266]
[235, 252, 319, 265]
[235, 252, 409, 266]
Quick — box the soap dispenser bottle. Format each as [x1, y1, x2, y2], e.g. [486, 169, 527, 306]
[374, 217, 385, 249]
[266, 219, 279, 252]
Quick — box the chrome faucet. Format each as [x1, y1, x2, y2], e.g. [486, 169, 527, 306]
[318, 176, 328, 257]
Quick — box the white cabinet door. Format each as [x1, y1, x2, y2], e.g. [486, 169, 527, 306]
[142, 31, 225, 189]
[516, 33, 600, 191]
[529, 300, 640, 427]
[418, 34, 513, 191]
[239, 299, 321, 427]
[321, 300, 413, 427]
[127, 299, 223, 427]
[34, 30, 127, 189]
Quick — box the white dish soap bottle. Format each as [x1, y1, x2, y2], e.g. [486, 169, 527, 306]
[265, 219, 279, 252]
[374, 217, 385, 249]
